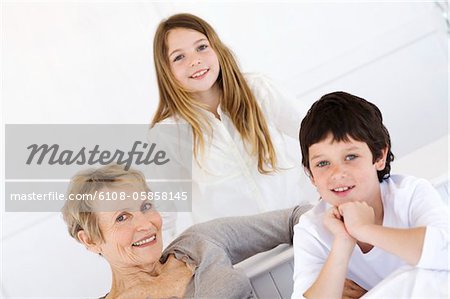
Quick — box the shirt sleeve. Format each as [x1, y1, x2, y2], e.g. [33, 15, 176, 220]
[407, 178, 449, 270]
[246, 73, 308, 139]
[292, 221, 329, 299]
[185, 205, 312, 265]
[147, 121, 194, 241]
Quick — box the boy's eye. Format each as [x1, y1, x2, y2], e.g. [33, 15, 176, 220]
[173, 54, 184, 62]
[141, 201, 153, 212]
[345, 154, 357, 161]
[197, 44, 208, 51]
[316, 161, 330, 168]
[116, 213, 129, 223]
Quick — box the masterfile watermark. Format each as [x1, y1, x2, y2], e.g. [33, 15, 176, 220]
[26, 141, 170, 170]
[5, 124, 193, 212]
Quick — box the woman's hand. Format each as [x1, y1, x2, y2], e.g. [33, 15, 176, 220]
[342, 278, 367, 299]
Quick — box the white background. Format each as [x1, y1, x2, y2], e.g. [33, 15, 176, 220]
[1, 1, 448, 298]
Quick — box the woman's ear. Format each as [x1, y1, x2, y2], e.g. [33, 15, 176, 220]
[77, 230, 102, 255]
[375, 147, 389, 171]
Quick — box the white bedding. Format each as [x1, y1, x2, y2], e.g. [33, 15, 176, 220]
[363, 266, 449, 298]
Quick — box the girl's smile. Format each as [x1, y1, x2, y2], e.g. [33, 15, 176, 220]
[167, 28, 220, 97]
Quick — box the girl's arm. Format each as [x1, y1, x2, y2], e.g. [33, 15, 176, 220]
[246, 73, 307, 139]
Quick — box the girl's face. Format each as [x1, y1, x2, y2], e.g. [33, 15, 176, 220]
[167, 28, 220, 96]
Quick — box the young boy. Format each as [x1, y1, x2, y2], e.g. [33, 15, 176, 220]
[292, 92, 449, 298]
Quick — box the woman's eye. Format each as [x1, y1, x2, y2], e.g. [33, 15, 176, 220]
[346, 154, 357, 161]
[173, 54, 184, 62]
[116, 213, 128, 223]
[316, 161, 329, 168]
[141, 201, 153, 212]
[198, 44, 208, 51]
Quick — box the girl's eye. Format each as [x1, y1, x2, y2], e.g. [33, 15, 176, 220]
[316, 161, 330, 168]
[141, 201, 153, 212]
[116, 213, 129, 223]
[173, 54, 184, 62]
[345, 154, 357, 161]
[197, 44, 208, 51]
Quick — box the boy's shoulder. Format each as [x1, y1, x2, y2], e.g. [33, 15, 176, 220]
[297, 200, 329, 229]
[382, 174, 434, 196]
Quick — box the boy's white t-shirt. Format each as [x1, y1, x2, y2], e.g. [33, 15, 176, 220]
[292, 175, 449, 298]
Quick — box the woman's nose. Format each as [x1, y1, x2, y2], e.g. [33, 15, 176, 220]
[134, 213, 154, 231]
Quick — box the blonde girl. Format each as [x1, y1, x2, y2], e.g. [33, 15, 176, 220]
[150, 13, 309, 238]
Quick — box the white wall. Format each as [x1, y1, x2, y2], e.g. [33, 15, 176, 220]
[1, 1, 448, 298]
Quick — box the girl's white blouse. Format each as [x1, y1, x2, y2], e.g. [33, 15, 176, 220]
[150, 73, 314, 240]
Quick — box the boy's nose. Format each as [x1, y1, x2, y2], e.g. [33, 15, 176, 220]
[331, 164, 347, 180]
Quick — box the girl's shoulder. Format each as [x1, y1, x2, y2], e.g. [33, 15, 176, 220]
[154, 115, 188, 125]
[243, 72, 273, 89]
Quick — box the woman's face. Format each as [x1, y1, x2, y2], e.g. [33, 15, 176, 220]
[166, 27, 220, 96]
[94, 186, 163, 269]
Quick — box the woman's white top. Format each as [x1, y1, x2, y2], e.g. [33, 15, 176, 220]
[149, 73, 313, 240]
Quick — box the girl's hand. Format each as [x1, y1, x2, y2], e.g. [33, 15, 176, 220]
[338, 201, 375, 240]
[324, 207, 355, 243]
[342, 278, 367, 299]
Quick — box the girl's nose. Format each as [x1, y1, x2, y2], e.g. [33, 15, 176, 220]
[191, 59, 201, 67]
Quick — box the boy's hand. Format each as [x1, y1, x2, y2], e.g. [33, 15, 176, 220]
[338, 201, 375, 240]
[342, 278, 367, 299]
[324, 207, 356, 244]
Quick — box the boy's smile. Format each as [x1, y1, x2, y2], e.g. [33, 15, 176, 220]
[308, 134, 387, 208]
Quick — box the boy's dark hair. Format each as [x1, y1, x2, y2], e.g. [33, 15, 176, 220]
[299, 91, 394, 182]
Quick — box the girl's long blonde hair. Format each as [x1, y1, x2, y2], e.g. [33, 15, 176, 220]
[151, 13, 277, 173]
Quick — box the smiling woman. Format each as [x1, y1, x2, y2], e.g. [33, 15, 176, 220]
[61, 164, 312, 298]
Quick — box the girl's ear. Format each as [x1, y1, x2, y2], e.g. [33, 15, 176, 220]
[77, 230, 102, 255]
[375, 147, 389, 171]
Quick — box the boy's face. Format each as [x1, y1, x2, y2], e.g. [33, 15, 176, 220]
[308, 134, 387, 207]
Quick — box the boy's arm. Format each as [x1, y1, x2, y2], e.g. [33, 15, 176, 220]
[304, 238, 354, 299]
[297, 207, 356, 299]
[340, 202, 426, 265]
[341, 179, 449, 269]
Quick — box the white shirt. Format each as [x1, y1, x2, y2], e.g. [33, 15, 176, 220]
[149, 73, 313, 240]
[292, 175, 449, 298]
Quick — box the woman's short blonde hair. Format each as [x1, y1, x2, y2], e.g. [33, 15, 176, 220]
[61, 165, 150, 243]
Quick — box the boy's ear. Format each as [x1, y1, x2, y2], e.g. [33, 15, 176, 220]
[77, 230, 102, 255]
[305, 168, 316, 186]
[375, 147, 389, 171]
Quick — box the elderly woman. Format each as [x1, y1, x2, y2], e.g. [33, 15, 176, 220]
[62, 165, 311, 298]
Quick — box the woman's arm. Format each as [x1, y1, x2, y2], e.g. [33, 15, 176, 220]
[187, 204, 312, 265]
